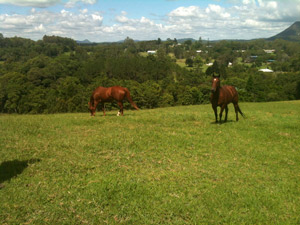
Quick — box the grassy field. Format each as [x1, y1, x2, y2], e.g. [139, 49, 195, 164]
[1, 101, 300, 224]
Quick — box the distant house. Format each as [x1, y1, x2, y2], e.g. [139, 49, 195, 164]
[259, 68, 274, 73]
[196, 50, 202, 53]
[264, 49, 275, 54]
[147, 50, 156, 54]
[206, 62, 213, 66]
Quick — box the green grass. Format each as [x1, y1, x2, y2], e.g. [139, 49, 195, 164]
[176, 58, 187, 68]
[139, 52, 149, 57]
[175, 57, 213, 72]
[1, 101, 300, 224]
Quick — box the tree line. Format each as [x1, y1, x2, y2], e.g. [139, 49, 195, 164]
[0, 34, 300, 114]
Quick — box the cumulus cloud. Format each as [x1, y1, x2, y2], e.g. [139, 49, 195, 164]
[65, 0, 97, 8]
[0, 9, 103, 40]
[0, 0, 300, 42]
[116, 11, 130, 23]
[0, 0, 97, 8]
[168, 6, 204, 18]
[107, 12, 165, 41]
[0, 0, 60, 8]
[166, 0, 300, 40]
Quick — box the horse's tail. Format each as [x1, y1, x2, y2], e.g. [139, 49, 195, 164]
[237, 104, 245, 118]
[125, 88, 139, 110]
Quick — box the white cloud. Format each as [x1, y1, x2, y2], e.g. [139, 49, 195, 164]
[81, 0, 96, 4]
[242, 0, 256, 5]
[34, 24, 45, 31]
[206, 4, 222, 14]
[116, 11, 130, 23]
[0, 0, 300, 42]
[0, 9, 103, 40]
[206, 4, 231, 18]
[65, 0, 97, 8]
[0, 0, 97, 8]
[165, 0, 300, 40]
[0, 0, 60, 8]
[92, 14, 102, 23]
[80, 8, 88, 14]
[168, 6, 203, 17]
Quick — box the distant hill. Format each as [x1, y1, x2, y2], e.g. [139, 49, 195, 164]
[76, 22, 300, 44]
[177, 38, 197, 43]
[76, 39, 96, 45]
[267, 21, 300, 41]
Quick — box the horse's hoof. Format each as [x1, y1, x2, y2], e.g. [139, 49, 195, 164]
[117, 112, 120, 116]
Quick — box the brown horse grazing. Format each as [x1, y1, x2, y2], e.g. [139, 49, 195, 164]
[210, 75, 244, 123]
[88, 86, 139, 116]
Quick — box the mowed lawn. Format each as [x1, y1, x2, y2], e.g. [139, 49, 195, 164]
[1, 101, 300, 224]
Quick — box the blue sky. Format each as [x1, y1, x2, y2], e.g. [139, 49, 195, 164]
[0, 0, 300, 42]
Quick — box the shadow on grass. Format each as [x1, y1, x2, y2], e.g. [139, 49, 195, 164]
[91, 112, 138, 117]
[210, 120, 236, 125]
[0, 159, 40, 188]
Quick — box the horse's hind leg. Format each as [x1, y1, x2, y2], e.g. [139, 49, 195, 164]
[224, 105, 228, 122]
[117, 102, 124, 116]
[101, 103, 106, 116]
[234, 103, 239, 121]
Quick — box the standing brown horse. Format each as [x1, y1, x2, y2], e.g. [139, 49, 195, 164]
[88, 86, 139, 116]
[210, 75, 244, 123]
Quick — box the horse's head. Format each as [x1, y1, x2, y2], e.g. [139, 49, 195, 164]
[88, 101, 96, 116]
[211, 74, 220, 93]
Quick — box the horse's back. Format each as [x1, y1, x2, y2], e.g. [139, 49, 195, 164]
[220, 85, 238, 103]
[109, 86, 127, 101]
[94, 86, 107, 94]
[92, 86, 130, 102]
[110, 86, 125, 94]
[93, 86, 110, 100]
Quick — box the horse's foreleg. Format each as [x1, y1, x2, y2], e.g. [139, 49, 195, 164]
[225, 105, 228, 122]
[101, 103, 106, 116]
[212, 106, 218, 123]
[117, 102, 124, 116]
[92, 100, 100, 116]
[219, 105, 226, 122]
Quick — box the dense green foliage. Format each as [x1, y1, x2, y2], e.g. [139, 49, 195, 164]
[0, 34, 300, 113]
[1, 102, 300, 223]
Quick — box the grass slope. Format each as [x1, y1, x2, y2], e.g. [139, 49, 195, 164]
[1, 101, 300, 224]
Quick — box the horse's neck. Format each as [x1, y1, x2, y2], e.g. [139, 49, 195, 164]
[215, 86, 221, 96]
[211, 86, 221, 103]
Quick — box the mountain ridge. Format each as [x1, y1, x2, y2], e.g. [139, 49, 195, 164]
[76, 21, 300, 44]
[267, 21, 300, 41]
